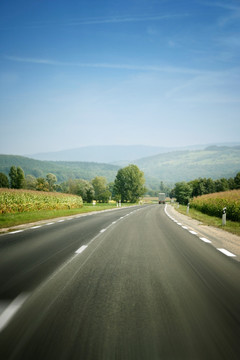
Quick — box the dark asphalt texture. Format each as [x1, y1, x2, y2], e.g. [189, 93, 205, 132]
[0, 205, 239, 359]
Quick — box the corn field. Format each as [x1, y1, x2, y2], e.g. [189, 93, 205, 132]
[190, 190, 240, 222]
[0, 189, 83, 214]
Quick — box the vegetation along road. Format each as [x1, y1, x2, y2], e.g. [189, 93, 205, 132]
[0, 205, 239, 359]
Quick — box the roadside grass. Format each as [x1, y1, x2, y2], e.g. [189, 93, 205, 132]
[0, 202, 136, 230]
[174, 204, 240, 236]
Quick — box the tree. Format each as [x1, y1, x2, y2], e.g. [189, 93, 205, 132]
[68, 179, 95, 202]
[9, 166, 18, 188]
[16, 167, 25, 189]
[189, 178, 207, 197]
[174, 182, 192, 205]
[46, 173, 57, 192]
[205, 178, 215, 194]
[159, 181, 171, 196]
[0, 172, 9, 188]
[228, 177, 235, 190]
[114, 164, 146, 203]
[99, 189, 112, 203]
[214, 178, 229, 192]
[234, 172, 240, 189]
[63, 179, 95, 202]
[107, 182, 115, 199]
[91, 176, 109, 202]
[25, 175, 37, 190]
[36, 177, 49, 192]
[9, 166, 25, 189]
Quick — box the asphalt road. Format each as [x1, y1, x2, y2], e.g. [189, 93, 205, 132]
[0, 205, 239, 359]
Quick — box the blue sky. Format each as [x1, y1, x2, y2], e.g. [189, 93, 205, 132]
[0, 0, 240, 155]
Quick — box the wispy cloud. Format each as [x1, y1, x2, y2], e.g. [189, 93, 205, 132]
[0, 13, 189, 30]
[199, 1, 240, 11]
[68, 13, 189, 25]
[199, 1, 240, 26]
[4, 55, 62, 65]
[4, 55, 207, 75]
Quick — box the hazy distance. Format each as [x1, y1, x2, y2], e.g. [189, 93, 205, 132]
[0, 0, 240, 155]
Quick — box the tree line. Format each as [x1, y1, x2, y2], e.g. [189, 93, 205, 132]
[171, 172, 240, 205]
[0, 164, 146, 203]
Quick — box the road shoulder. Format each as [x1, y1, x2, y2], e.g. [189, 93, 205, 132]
[0, 206, 138, 235]
[166, 204, 240, 261]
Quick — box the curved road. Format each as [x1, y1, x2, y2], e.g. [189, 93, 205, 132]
[0, 205, 239, 359]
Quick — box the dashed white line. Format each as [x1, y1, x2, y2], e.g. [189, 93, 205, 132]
[100, 229, 106, 233]
[10, 230, 24, 234]
[46, 222, 54, 226]
[30, 226, 41, 229]
[165, 204, 238, 260]
[75, 245, 88, 254]
[200, 237, 212, 243]
[189, 230, 198, 235]
[0, 293, 28, 332]
[57, 220, 65, 223]
[217, 248, 236, 257]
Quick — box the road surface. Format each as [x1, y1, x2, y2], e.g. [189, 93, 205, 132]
[0, 205, 239, 359]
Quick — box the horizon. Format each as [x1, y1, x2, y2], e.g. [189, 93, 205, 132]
[1, 0, 240, 154]
[0, 141, 240, 159]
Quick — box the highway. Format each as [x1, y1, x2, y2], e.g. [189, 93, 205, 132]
[0, 205, 239, 359]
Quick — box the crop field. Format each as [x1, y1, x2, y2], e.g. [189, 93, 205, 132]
[0, 188, 83, 214]
[190, 190, 240, 222]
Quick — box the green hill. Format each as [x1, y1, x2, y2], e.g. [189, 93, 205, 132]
[135, 146, 240, 183]
[0, 155, 120, 183]
[1, 146, 240, 187]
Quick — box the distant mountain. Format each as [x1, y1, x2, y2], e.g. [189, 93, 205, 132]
[1, 145, 240, 188]
[135, 146, 240, 184]
[29, 143, 240, 164]
[29, 144, 207, 163]
[0, 155, 119, 183]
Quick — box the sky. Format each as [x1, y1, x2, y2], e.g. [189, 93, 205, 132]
[0, 0, 240, 155]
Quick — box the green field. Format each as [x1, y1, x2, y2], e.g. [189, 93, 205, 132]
[190, 190, 240, 222]
[0, 189, 136, 230]
[0, 188, 83, 214]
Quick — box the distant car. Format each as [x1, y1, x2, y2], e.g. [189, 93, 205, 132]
[159, 193, 166, 204]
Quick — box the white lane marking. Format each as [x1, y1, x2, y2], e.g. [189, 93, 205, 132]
[67, 218, 73, 221]
[0, 293, 28, 332]
[165, 204, 237, 260]
[75, 245, 88, 254]
[57, 220, 65, 223]
[30, 226, 41, 229]
[73, 209, 138, 256]
[10, 230, 24, 234]
[120, 217, 124, 219]
[217, 248, 236, 257]
[177, 222, 182, 225]
[46, 222, 54, 226]
[200, 237, 212, 243]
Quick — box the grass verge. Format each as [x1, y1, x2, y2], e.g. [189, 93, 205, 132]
[0, 203, 136, 230]
[174, 204, 240, 236]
